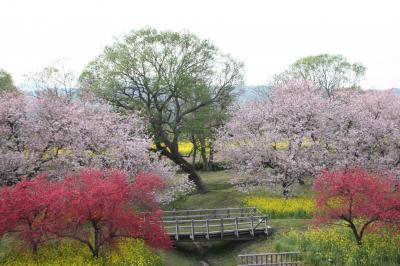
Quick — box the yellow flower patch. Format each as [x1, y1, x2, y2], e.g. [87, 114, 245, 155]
[0, 238, 161, 266]
[244, 196, 315, 218]
[278, 227, 400, 266]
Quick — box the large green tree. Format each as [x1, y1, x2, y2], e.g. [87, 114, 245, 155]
[80, 28, 243, 192]
[181, 91, 234, 171]
[274, 54, 366, 96]
[0, 68, 17, 93]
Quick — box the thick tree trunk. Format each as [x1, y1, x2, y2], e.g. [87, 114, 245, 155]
[208, 140, 214, 170]
[178, 155, 208, 192]
[199, 136, 209, 171]
[32, 242, 38, 254]
[191, 135, 197, 167]
[92, 220, 101, 257]
[155, 138, 208, 192]
[348, 221, 363, 245]
[172, 154, 207, 192]
[282, 179, 291, 199]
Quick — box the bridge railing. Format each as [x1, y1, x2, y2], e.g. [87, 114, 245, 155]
[163, 215, 269, 240]
[163, 207, 258, 221]
[238, 252, 301, 266]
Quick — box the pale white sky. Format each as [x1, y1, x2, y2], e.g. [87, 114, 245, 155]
[1, 0, 399, 89]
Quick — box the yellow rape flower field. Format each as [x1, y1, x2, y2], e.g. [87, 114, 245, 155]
[151, 140, 209, 156]
[277, 226, 400, 266]
[0, 238, 161, 266]
[243, 196, 315, 218]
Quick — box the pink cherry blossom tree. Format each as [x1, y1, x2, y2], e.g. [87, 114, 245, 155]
[217, 81, 327, 196]
[321, 90, 400, 176]
[217, 80, 400, 196]
[0, 93, 174, 187]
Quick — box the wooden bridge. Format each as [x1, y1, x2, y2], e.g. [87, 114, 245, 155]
[238, 252, 301, 266]
[163, 207, 270, 241]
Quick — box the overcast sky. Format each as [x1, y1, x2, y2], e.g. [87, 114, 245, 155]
[1, 0, 399, 89]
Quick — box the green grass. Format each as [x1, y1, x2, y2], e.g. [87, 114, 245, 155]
[162, 171, 246, 210]
[159, 170, 310, 266]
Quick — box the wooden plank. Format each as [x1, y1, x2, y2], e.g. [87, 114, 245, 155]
[164, 207, 256, 214]
[163, 207, 259, 220]
[163, 215, 267, 223]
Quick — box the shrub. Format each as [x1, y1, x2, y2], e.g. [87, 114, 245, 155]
[192, 161, 229, 171]
[243, 196, 314, 218]
[276, 226, 400, 266]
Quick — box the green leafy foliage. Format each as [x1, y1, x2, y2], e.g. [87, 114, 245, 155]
[0, 68, 16, 93]
[274, 54, 366, 96]
[80, 27, 244, 191]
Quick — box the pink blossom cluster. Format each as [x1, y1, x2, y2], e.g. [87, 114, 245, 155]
[0, 93, 174, 186]
[217, 81, 400, 195]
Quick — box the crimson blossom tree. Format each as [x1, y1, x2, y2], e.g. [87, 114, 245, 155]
[55, 169, 171, 257]
[0, 93, 173, 186]
[0, 169, 172, 257]
[0, 174, 61, 252]
[313, 168, 400, 245]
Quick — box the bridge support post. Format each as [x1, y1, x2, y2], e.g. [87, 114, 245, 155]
[175, 220, 179, 241]
[250, 215, 254, 237]
[220, 218, 224, 239]
[205, 219, 210, 239]
[264, 217, 269, 236]
[235, 217, 239, 238]
[190, 220, 195, 240]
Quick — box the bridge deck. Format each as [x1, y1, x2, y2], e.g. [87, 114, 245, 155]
[163, 208, 270, 241]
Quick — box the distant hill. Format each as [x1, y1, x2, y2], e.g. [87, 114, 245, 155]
[391, 88, 400, 96]
[235, 85, 271, 103]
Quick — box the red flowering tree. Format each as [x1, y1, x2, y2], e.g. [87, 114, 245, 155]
[0, 169, 171, 257]
[55, 169, 171, 257]
[313, 168, 400, 245]
[0, 175, 62, 252]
